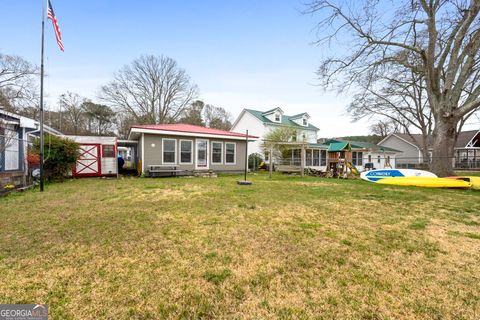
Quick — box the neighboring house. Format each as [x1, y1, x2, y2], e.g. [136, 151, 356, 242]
[0, 108, 61, 187]
[378, 130, 480, 169]
[231, 108, 319, 157]
[127, 124, 257, 176]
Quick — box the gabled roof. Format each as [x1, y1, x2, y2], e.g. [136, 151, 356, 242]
[243, 109, 319, 131]
[262, 107, 283, 115]
[322, 139, 400, 152]
[0, 108, 62, 135]
[289, 112, 310, 119]
[328, 141, 351, 152]
[381, 131, 480, 149]
[129, 123, 258, 140]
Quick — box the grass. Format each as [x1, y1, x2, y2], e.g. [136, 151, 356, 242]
[1, 173, 479, 319]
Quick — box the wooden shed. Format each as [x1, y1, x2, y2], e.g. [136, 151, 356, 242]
[63, 135, 118, 177]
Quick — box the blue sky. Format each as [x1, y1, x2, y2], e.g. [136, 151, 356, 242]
[1, 0, 371, 137]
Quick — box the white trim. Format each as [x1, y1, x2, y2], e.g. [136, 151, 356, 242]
[231, 109, 247, 129]
[225, 142, 236, 165]
[211, 141, 223, 164]
[162, 138, 177, 165]
[195, 138, 209, 170]
[129, 127, 255, 141]
[465, 130, 480, 148]
[179, 139, 193, 164]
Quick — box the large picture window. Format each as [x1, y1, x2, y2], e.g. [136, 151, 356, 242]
[162, 139, 176, 164]
[180, 140, 192, 164]
[320, 150, 327, 166]
[305, 149, 313, 166]
[212, 142, 223, 164]
[225, 142, 236, 164]
[313, 149, 320, 166]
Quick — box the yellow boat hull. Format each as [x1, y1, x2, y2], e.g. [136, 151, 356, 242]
[376, 177, 472, 188]
[447, 176, 480, 190]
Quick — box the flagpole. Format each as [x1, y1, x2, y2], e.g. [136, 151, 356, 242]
[39, 0, 45, 192]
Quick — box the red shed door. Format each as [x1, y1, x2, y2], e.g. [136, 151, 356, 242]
[73, 144, 102, 177]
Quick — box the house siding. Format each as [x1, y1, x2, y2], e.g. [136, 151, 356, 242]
[231, 111, 265, 156]
[142, 133, 246, 173]
[378, 135, 420, 165]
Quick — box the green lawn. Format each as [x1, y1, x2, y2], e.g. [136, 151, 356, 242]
[1, 174, 479, 319]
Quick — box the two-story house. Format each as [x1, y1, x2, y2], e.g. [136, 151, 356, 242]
[231, 108, 320, 158]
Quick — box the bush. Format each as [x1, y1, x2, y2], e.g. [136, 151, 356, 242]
[32, 135, 80, 181]
[248, 153, 264, 171]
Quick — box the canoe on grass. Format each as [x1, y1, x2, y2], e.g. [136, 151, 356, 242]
[376, 176, 472, 189]
[360, 169, 437, 182]
[445, 176, 480, 190]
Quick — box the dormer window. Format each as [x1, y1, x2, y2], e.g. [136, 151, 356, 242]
[302, 118, 307, 126]
[275, 113, 280, 122]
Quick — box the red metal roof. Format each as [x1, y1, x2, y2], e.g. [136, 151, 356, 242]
[131, 123, 258, 138]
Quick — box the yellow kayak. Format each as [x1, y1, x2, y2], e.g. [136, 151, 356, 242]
[446, 176, 480, 190]
[377, 176, 472, 188]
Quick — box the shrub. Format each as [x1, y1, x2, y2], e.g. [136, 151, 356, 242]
[248, 153, 264, 171]
[27, 150, 41, 167]
[32, 135, 80, 181]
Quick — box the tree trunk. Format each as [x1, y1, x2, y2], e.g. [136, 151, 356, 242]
[430, 117, 457, 177]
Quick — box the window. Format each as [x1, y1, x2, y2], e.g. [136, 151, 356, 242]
[352, 151, 363, 166]
[102, 145, 115, 158]
[4, 127, 19, 171]
[212, 142, 223, 164]
[162, 139, 176, 164]
[313, 150, 320, 166]
[368, 155, 372, 163]
[377, 155, 381, 163]
[305, 149, 312, 166]
[275, 113, 280, 122]
[225, 142, 236, 164]
[320, 150, 327, 166]
[303, 118, 307, 126]
[180, 140, 192, 164]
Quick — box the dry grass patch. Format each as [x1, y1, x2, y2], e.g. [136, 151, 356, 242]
[0, 174, 479, 319]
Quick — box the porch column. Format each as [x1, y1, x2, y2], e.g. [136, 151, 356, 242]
[301, 144, 305, 177]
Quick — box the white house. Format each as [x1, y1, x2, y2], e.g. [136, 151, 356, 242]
[231, 107, 320, 157]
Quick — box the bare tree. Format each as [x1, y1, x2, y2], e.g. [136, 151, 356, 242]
[369, 120, 400, 138]
[0, 53, 38, 111]
[306, 0, 480, 176]
[203, 104, 232, 130]
[58, 92, 86, 135]
[101, 55, 198, 125]
[349, 69, 433, 160]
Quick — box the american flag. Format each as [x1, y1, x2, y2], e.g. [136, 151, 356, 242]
[47, 0, 64, 52]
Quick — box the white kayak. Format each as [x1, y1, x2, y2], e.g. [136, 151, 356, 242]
[360, 169, 438, 182]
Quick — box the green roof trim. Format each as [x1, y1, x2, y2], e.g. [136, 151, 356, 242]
[328, 142, 351, 152]
[244, 109, 319, 131]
